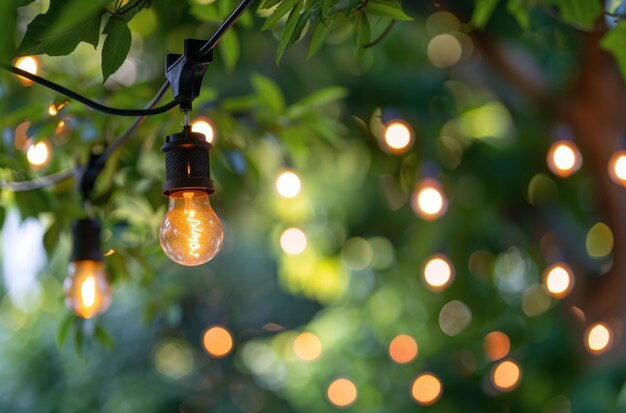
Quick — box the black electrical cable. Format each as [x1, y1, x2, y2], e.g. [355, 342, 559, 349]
[198, 0, 255, 56]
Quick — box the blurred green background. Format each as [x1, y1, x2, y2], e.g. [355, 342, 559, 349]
[2, 0, 626, 412]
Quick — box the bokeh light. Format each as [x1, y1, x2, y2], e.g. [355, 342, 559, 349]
[546, 140, 582, 178]
[439, 300, 472, 336]
[327, 378, 357, 408]
[293, 332, 322, 361]
[422, 254, 454, 291]
[608, 150, 626, 187]
[427, 34, 462, 68]
[522, 284, 552, 317]
[26, 141, 50, 166]
[154, 340, 194, 379]
[586, 222, 614, 258]
[585, 322, 612, 354]
[15, 56, 38, 86]
[411, 373, 442, 406]
[202, 325, 234, 358]
[483, 331, 510, 361]
[275, 170, 302, 198]
[382, 121, 413, 154]
[280, 227, 307, 255]
[191, 118, 215, 143]
[389, 334, 418, 364]
[491, 359, 522, 391]
[411, 178, 447, 221]
[48, 104, 58, 116]
[543, 262, 574, 299]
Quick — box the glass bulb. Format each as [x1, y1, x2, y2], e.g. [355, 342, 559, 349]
[64, 260, 111, 319]
[160, 191, 223, 266]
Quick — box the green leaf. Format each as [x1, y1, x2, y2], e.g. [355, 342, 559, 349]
[276, 1, 303, 64]
[56, 314, 74, 349]
[507, 0, 537, 29]
[260, 0, 283, 8]
[50, 0, 111, 37]
[287, 86, 348, 118]
[553, 0, 603, 30]
[101, 18, 132, 82]
[43, 220, 61, 258]
[601, 22, 626, 80]
[261, 0, 301, 30]
[219, 29, 240, 71]
[307, 21, 330, 60]
[365, 0, 412, 21]
[251, 73, 285, 114]
[472, 0, 500, 29]
[16, 0, 103, 56]
[94, 324, 114, 350]
[190, 4, 221, 22]
[353, 12, 370, 60]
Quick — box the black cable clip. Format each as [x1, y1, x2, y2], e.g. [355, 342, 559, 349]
[78, 152, 105, 202]
[165, 39, 214, 112]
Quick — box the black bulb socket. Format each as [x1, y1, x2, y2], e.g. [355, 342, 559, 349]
[70, 218, 103, 262]
[161, 125, 215, 197]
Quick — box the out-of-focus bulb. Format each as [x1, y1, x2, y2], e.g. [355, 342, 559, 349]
[64, 260, 111, 319]
[191, 119, 215, 144]
[15, 56, 38, 86]
[411, 178, 447, 220]
[26, 141, 50, 166]
[160, 191, 223, 266]
[275, 170, 302, 198]
[547, 140, 582, 178]
[382, 121, 413, 154]
[608, 150, 626, 187]
[423, 254, 454, 291]
[543, 262, 574, 299]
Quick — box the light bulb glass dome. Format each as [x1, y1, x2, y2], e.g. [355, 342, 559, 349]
[64, 260, 111, 319]
[160, 191, 223, 266]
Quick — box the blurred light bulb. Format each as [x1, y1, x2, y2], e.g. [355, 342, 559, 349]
[15, 56, 38, 86]
[411, 178, 447, 220]
[275, 170, 302, 198]
[389, 334, 418, 364]
[382, 121, 413, 154]
[491, 359, 521, 391]
[547, 140, 582, 178]
[64, 260, 111, 319]
[191, 119, 215, 144]
[327, 378, 357, 408]
[585, 322, 612, 354]
[293, 332, 322, 361]
[202, 325, 234, 358]
[423, 254, 454, 291]
[48, 104, 58, 116]
[280, 227, 307, 255]
[483, 331, 510, 361]
[608, 150, 626, 187]
[160, 191, 223, 266]
[26, 141, 50, 166]
[543, 262, 574, 299]
[411, 373, 442, 406]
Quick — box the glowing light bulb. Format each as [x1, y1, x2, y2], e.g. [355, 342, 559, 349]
[491, 359, 521, 391]
[280, 227, 307, 255]
[293, 332, 322, 361]
[160, 191, 223, 266]
[411, 373, 442, 406]
[547, 140, 582, 178]
[15, 56, 38, 86]
[26, 141, 50, 166]
[202, 325, 234, 358]
[64, 260, 111, 319]
[389, 334, 418, 364]
[275, 170, 302, 198]
[411, 178, 447, 220]
[48, 104, 58, 116]
[327, 378, 357, 408]
[382, 121, 413, 154]
[585, 322, 612, 354]
[483, 331, 510, 361]
[543, 262, 574, 299]
[191, 119, 215, 144]
[608, 150, 626, 187]
[423, 254, 454, 291]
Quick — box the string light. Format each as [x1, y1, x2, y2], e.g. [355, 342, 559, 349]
[542, 262, 574, 299]
[411, 178, 447, 220]
[389, 334, 418, 364]
[48, 104, 58, 116]
[608, 150, 626, 187]
[491, 359, 522, 391]
[191, 118, 215, 144]
[202, 325, 234, 358]
[15, 56, 38, 86]
[585, 322, 612, 355]
[382, 121, 413, 154]
[275, 170, 302, 198]
[26, 141, 50, 166]
[410, 373, 442, 406]
[546, 140, 582, 178]
[483, 331, 510, 361]
[280, 227, 307, 255]
[327, 378, 357, 408]
[422, 254, 454, 291]
[293, 332, 322, 361]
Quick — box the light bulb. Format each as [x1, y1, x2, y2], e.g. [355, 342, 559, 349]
[608, 150, 626, 187]
[15, 56, 38, 86]
[411, 178, 448, 220]
[547, 140, 582, 178]
[382, 120, 413, 154]
[64, 260, 111, 319]
[160, 191, 223, 266]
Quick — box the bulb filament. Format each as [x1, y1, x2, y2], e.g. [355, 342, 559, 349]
[80, 275, 96, 308]
[184, 192, 202, 258]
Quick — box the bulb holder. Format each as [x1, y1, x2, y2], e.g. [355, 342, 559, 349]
[71, 218, 103, 261]
[161, 126, 215, 197]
